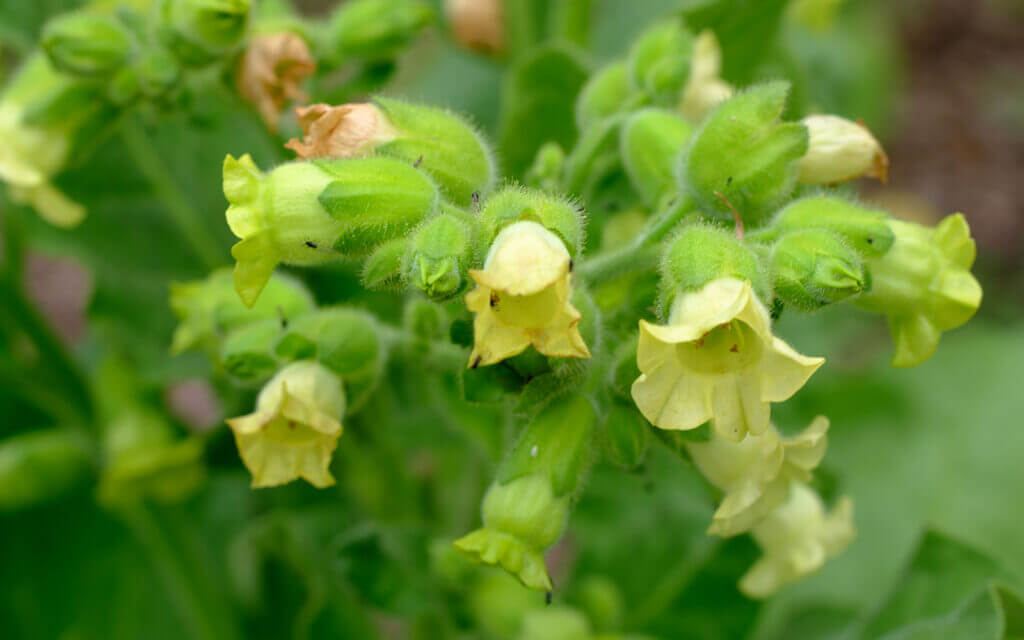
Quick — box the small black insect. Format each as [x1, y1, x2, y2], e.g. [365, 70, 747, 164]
[866, 237, 874, 245]
[472, 191, 480, 206]
[470, 355, 482, 369]
[305, 241, 318, 249]
[545, 591, 553, 605]
[726, 176, 733, 186]
[489, 292, 499, 308]
[568, 259, 574, 272]
[413, 155, 424, 168]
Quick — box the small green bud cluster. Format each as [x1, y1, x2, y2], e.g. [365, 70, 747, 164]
[325, 0, 434, 61]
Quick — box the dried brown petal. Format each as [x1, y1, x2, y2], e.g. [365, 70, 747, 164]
[284, 103, 396, 159]
[446, 0, 505, 55]
[237, 33, 316, 132]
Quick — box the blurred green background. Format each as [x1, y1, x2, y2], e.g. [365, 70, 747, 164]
[2, 0, 1024, 638]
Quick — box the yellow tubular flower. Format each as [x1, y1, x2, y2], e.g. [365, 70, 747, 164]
[631, 278, 824, 441]
[740, 483, 854, 599]
[226, 361, 345, 488]
[687, 416, 829, 537]
[466, 221, 590, 367]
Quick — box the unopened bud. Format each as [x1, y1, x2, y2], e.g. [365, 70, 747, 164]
[627, 18, 695, 104]
[770, 196, 895, 258]
[41, 12, 135, 78]
[520, 607, 592, 640]
[159, 0, 252, 67]
[0, 429, 91, 511]
[170, 268, 314, 355]
[362, 237, 410, 290]
[446, 0, 504, 55]
[328, 0, 433, 60]
[406, 212, 475, 300]
[454, 394, 596, 590]
[575, 61, 632, 131]
[220, 319, 281, 384]
[852, 214, 982, 367]
[478, 187, 584, 257]
[223, 154, 437, 306]
[404, 297, 446, 343]
[524, 142, 565, 193]
[797, 114, 888, 185]
[679, 30, 734, 123]
[681, 82, 808, 225]
[771, 230, 865, 309]
[659, 225, 768, 307]
[621, 108, 692, 208]
[226, 360, 346, 488]
[237, 32, 315, 132]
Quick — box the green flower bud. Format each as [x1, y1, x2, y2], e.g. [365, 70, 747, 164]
[620, 108, 692, 208]
[220, 318, 282, 384]
[455, 394, 596, 590]
[159, 0, 252, 67]
[770, 230, 865, 310]
[603, 400, 649, 470]
[275, 307, 384, 410]
[770, 196, 895, 258]
[525, 142, 566, 193]
[374, 97, 496, 206]
[403, 297, 445, 342]
[478, 186, 586, 258]
[0, 429, 92, 511]
[574, 575, 625, 633]
[575, 61, 632, 132]
[327, 0, 433, 60]
[680, 82, 809, 226]
[362, 237, 410, 290]
[659, 225, 768, 311]
[519, 607, 592, 640]
[852, 214, 982, 367]
[41, 12, 136, 79]
[133, 46, 182, 98]
[98, 406, 206, 505]
[223, 154, 438, 306]
[626, 18, 694, 104]
[405, 212, 475, 300]
[170, 268, 314, 355]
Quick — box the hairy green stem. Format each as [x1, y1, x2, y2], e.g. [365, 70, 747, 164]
[121, 118, 224, 270]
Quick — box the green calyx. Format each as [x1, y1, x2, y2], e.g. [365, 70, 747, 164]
[626, 18, 695, 104]
[41, 12, 136, 79]
[477, 186, 585, 258]
[524, 142, 566, 193]
[159, 0, 252, 67]
[852, 214, 982, 367]
[327, 0, 433, 60]
[680, 82, 808, 226]
[373, 97, 496, 206]
[405, 212, 476, 301]
[769, 195, 895, 258]
[659, 225, 768, 314]
[575, 61, 633, 132]
[220, 319, 282, 385]
[621, 107, 693, 208]
[770, 230, 866, 310]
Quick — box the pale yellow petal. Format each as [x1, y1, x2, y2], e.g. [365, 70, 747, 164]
[631, 365, 712, 431]
[760, 338, 824, 402]
[468, 305, 531, 367]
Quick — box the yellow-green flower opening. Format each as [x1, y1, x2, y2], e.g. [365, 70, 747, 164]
[631, 278, 824, 441]
[797, 114, 889, 185]
[852, 214, 982, 367]
[0, 55, 99, 227]
[226, 360, 346, 489]
[740, 483, 854, 599]
[223, 153, 437, 306]
[679, 30, 734, 123]
[465, 221, 590, 367]
[687, 416, 829, 537]
[454, 473, 569, 591]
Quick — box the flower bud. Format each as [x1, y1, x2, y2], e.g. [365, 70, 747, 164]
[226, 360, 346, 488]
[159, 0, 253, 67]
[686, 416, 829, 537]
[478, 187, 585, 257]
[455, 394, 596, 590]
[130, 46, 182, 99]
[626, 18, 695, 104]
[770, 196, 895, 258]
[327, 0, 433, 60]
[223, 154, 438, 306]
[681, 82, 808, 225]
[621, 108, 692, 208]
[170, 268, 314, 355]
[237, 32, 315, 132]
[519, 607, 592, 640]
[632, 277, 823, 441]
[465, 220, 590, 367]
[740, 483, 854, 598]
[679, 30, 734, 123]
[770, 230, 865, 310]
[403, 297, 445, 343]
[852, 214, 982, 367]
[405, 212, 475, 300]
[575, 61, 632, 131]
[41, 12, 136, 79]
[362, 237, 410, 290]
[274, 307, 383, 410]
[797, 114, 888, 185]
[446, 0, 504, 55]
[524, 142, 566, 193]
[0, 429, 92, 511]
[220, 319, 281, 384]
